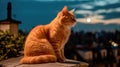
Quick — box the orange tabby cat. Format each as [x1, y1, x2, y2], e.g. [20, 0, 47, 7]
[20, 6, 76, 64]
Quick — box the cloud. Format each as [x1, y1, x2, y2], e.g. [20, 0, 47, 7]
[71, 4, 94, 9]
[75, 7, 120, 17]
[71, 0, 120, 10]
[75, 10, 92, 15]
[71, 0, 120, 25]
[76, 7, 120, 14]
[75, 6, 120, 24]
[76, 17, 120, 25]
[93, 0, 107, 6]
[95, 7, 120, 14]
[93, 0, 120, 6]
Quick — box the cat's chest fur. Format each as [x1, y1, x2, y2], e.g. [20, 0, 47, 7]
[48, 23, 71, 48]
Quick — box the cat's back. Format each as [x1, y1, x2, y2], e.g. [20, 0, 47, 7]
[26, 25, 49, 40]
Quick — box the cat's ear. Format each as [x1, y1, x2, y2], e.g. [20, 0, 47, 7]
[69, 8, 75, 14]
[61, 6, 68, 14]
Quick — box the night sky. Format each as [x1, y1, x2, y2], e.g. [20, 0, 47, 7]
[0, 0, 120, 32]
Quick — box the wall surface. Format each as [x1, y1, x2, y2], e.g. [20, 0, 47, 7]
[0, 56, 89, 67]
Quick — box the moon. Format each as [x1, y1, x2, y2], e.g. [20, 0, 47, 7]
[86, 18, 91, 23]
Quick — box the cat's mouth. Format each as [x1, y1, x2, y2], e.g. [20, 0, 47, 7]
[72, 19, 76, 22]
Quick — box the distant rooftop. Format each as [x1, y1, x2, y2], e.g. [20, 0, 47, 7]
[0, 2, 21, 24]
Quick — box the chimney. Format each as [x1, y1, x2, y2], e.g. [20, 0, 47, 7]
[7, 2, 12, 20]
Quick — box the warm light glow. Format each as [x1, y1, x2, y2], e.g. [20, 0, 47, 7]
[111, 42, 118, 47]
[86, 18, 91, 23]
[109, 40, 118, 47]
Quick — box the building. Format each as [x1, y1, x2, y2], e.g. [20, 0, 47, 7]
[0, 2, 21, 35]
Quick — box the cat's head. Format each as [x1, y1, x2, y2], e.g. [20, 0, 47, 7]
[57, 6, 76, 27]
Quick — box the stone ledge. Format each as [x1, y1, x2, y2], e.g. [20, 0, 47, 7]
[0, 56, 89, 67]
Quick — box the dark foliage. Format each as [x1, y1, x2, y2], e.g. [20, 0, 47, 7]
[0, 30, 26, 61]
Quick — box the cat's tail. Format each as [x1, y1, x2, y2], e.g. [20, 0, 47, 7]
[20, 55, 57, 64]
